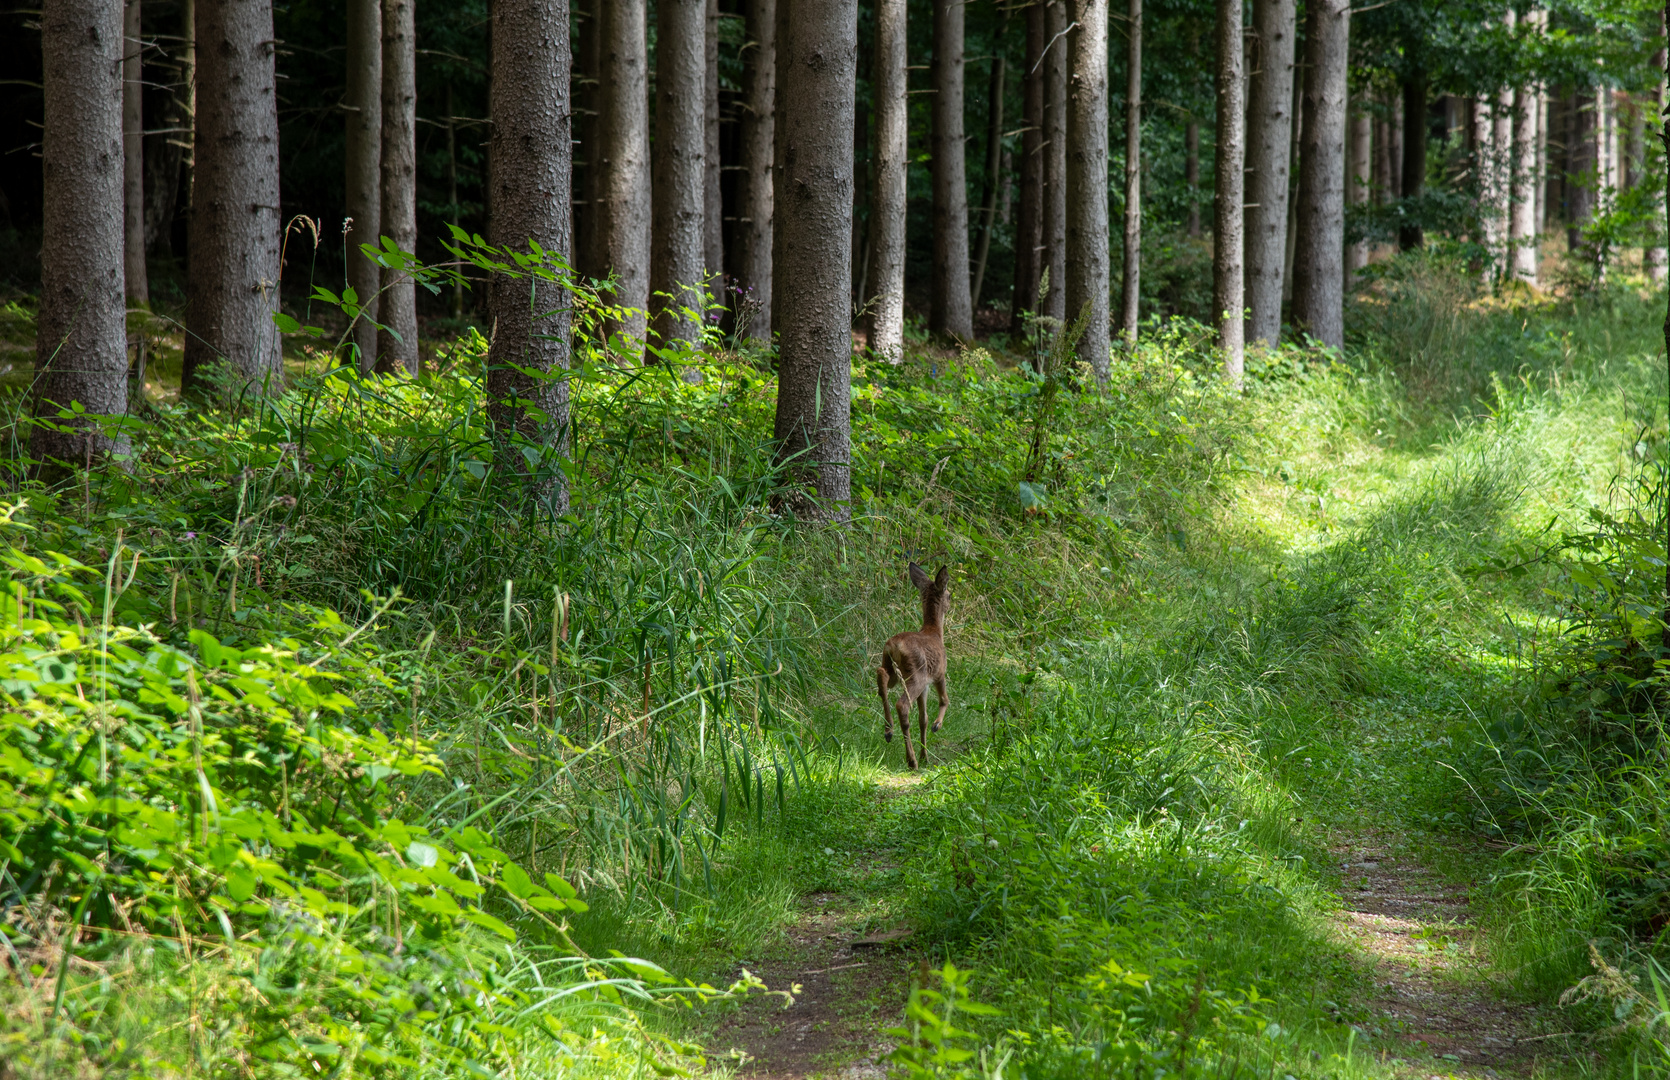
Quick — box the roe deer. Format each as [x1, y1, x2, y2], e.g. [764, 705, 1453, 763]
[876, 562, 949, 770]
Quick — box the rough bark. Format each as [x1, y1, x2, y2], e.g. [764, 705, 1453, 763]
[1290, 0, 1348, 350]
[1490, 55, 1514, 276]
[1648, 28, 1668, 283]
[1042, 0, 1067, 321]
[705, 0, 724, 277]
[574, 0, 599, 280]
[183, 0, 282, 394]
[1510, 80, 1540, 286]
[35, 0, 129, 475]
[1185, 118, 1200, 237]
[123, 0, 148, 305]
[1117, 0, 1140, 347]
[1244, 0, 1295, 349]
[1011, 0, 1045, 334]
[1283, 57, 1302, 303]
[649, 0, 707, 352]
[345, 0, 382, 371]
[930, 0, 972, 339]
[1064, 0, 1108, 377]
[1347, 98, 1370, 280]
[971, 54, 1006, 309]
[1398, 74, 1426, 250]
[595, 0, 652, 344]
[377, 0, 418, 375]
[737, 0, 776, 340]
[486, 0, 572, 512]
[772, 0, 856, 523]
[1213, 0, 1245, 385]
[867, 0, 906, 359]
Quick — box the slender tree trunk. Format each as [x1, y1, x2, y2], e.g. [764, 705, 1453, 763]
[345, 0, 382, 371]
[123, 0, 148, 306]
[737, 0, 776, 341]
[931, 0, 972, 339]
[772, 0, 856, 523]
[1347, 98, 1370, 281]
[1510, 79, 1541, 287]
[1648, 28, 1668, 283]
[1398, 74, 1426, 250]
[595, 0, 652, 344]
[1042, 0, 1067, 320]
[1065, 0, 1109, 376]
[35, 0, 129, 475]
[705, 0, 723, 277]
[574, 0, 599, 280]
[971, 54, 1006, 310]
[1185, 118, 1201, 237]
[1010, 0, 1045, 334]
[1290, 0, 1348, 350]
[867, 0, 906, 358]
[183, 0, 282, 394]
[486, 0, 572, 511]
[1213, 0, 1245, 385]
[1244, 0, 1295, 349]
[1568, 90, 1595, 253]
[650, 0, 707, 352]
[1373, 95, 1392, 205]
[1118, 0, 1140, 346]
[377, 0, 418, 375]
[1283, 57, 1302, 303]
[1659, 0, 1669, 632]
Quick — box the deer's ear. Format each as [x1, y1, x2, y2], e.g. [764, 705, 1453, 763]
[908, 562, 931, 589]
[934, 565, 950, 590]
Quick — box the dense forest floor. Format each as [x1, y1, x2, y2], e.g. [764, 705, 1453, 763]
[1, 259, 1666, 1079]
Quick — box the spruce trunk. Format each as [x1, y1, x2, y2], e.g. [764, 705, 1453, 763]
[649, 0, 707, 353]
[1118, 0, 1141, 347]
[1065, 0, 1108, 377]
[1011, 0, 1045, 334]
[1398, 75, 1426, 250]
[1244, 0, 1294, 349]
[737, 0, 775, 341]
[1212, 0, 1245, 385]
[1042, 0, 1067, 320]
[345, 0, 382, 371]
[123, 0, 149, 305]
[1290, 0, 1348, 350]
[377, 0, 418, 375]
[596, 0, 652, 345]
[867, 0, 907, 360]
[930, 0, 972, 339]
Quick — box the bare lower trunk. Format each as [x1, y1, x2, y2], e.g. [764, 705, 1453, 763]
[649, 0, 707, 352]
[1649, 34, 1669, 283]
[867, 0, 906, 359]
[123, 0, 148, 305]
[1117, 0, 1140, 347]
[595, 0, 652, 344]
[1065, 0, 1108, 377]
[345, 0, 382, 371]
[1185, 118, 1201, 237]
[1373, 94, 1392, 205]
[183, 0, 282, 394]
[1567, 90, 1595, 253]
[1244, 0, 1295, 349]
[1346, 100, 1370, 280]
[930, 0, 972, 339]
[971, 54, 1006, 310]
[772, 0, 856, 523]
[377, 0, 418, 375]
[1010, 0, 1045, 334]
[1290, 0, 1348, 350]
[486, 0, 572, 512]
[1510, 79, 1541, 287]
[574, 0, 599, 280]
[1283, 57, 1302, 303]
[704, 0, 723, 277]
[1042, 0, 1067, 321]
[36, 0, 129, 475]
[1213, 0, 1245, 385]
[737, 0, 775, 341]
[1398, 75, 1426, 250]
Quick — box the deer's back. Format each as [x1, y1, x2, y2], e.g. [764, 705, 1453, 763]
[884, 629, 946, 679]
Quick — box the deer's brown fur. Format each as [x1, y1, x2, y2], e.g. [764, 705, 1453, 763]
[876, 563, 949, 770]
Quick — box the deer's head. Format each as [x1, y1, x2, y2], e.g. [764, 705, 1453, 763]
[909, 562, 950, 630]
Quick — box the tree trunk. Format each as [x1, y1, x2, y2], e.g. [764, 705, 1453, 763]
[1065, 0, 1108, 377]
[1290, 0, 1348, 350]
[142, 2, 188, 258]
[1648, 28, 1668, 283]
[1373, 94, 1391, 205]
[594, 0, 652, 345]
[1491, 72, 1513, 281]
[1244, 0, 1295, 349]
[1283, 56, 1302, 304]
[650, 0, 706, 352]
[1042, 0, 1067, 321]
[1510, 80, 1540, 287]
[971, 54, 1006, 311]
[705, 0, 724, 277]
[486, 0, 572, 511]
[345, 0, 382, 371]
[1659, 0, 1669, 633]
[867, 0, 906, 359]
[1398, 74, 1426, 250]
[1117, 0, 1140, 347]
[35, 0, 129, 475]
[772, 0, 856, 523]
[930, 0, 972, 340]
[1346, 98, 1370, 281]
[1567, 90, 1595, 253]
[574, 0, 598, 283]
[377, 0, 418, 375]
[183, 0, 282, 394]
[1213, 0, 1245, 385]
[123, 0, 148, 306]
[1185, 118, 1201, 237]
[737, 0, 776, 342]
[1011, 0, 1044, 334]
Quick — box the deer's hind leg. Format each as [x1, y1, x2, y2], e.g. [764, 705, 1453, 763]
[916, 694, 929, 765]
[931, 675, 948, 733]
[876, 656, 898, 742]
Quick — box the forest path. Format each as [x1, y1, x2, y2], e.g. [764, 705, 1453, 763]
[1330, 831, 1561, 1079]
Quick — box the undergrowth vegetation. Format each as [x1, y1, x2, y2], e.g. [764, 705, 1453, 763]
[2, 250, 1668, 1077]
